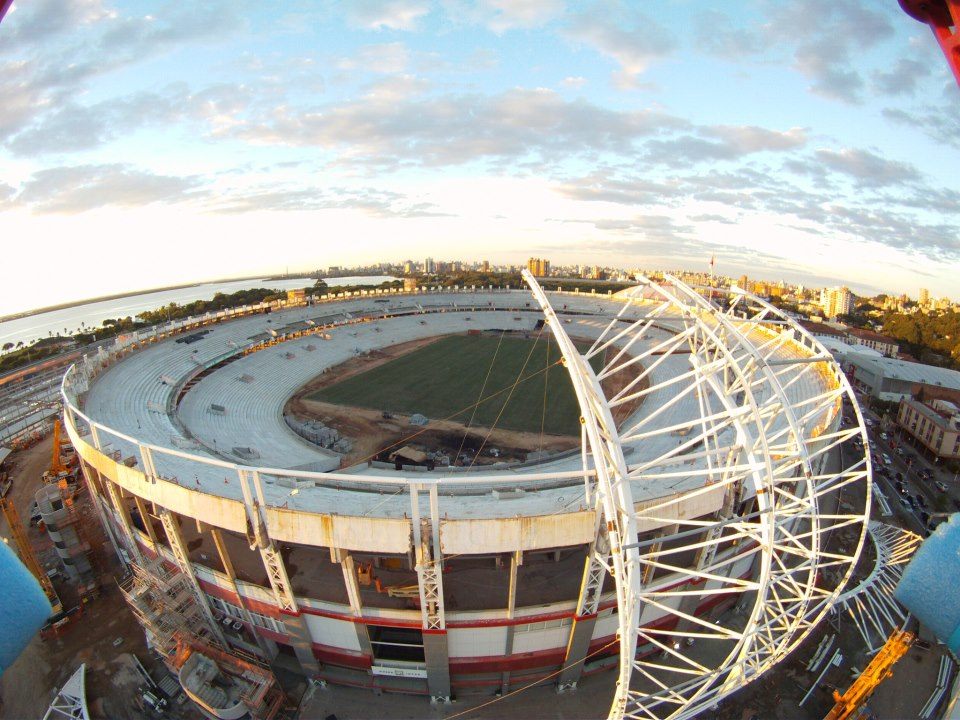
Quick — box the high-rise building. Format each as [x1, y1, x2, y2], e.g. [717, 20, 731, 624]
[738, 275, 748, 289]
[527, 257, 550, 277]
[820, 286, 853, 319]
[481, 260, 490, 272]
[403, 260, 414, 275]
[919, 288, 930, 306]
[423, 257, 435, 273]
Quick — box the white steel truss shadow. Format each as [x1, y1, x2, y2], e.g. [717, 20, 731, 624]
[522, 271, 871, 720]
[833, 521, 922, 652]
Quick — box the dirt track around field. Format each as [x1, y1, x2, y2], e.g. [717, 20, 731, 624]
[284, 333, 648, 468]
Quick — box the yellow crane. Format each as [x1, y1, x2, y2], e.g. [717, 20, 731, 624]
[823, 629, 914, 720]
[0, 496, 63, 616]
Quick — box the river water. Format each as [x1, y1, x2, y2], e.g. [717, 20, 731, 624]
[0, 276, 396, 349]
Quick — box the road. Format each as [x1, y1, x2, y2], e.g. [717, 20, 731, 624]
[854, 395, 958, 535]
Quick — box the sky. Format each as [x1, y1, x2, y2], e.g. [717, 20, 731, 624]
[0, 0, 958, 317]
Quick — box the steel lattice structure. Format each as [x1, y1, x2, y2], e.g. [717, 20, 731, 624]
[833, 521, 922, 652]
[523, 270, 871, 720]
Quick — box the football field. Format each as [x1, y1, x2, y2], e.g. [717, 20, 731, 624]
[309, 332, 601, 436]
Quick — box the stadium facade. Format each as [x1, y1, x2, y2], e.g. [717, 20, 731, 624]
[61, 276, 870, 719]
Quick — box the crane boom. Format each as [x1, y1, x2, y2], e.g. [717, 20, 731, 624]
[0, 496, 63, 616]
[823, 629, 914, 720]
[899, 0, 960, 87]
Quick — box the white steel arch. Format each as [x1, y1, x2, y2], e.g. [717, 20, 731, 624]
[522, 270, 871, 720]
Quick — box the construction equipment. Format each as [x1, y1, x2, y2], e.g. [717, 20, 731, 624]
[900, 0, 960, 87]
[45, 419, 76, 482]
[0, 496, 63, 615]
[823, 629, 915, 720]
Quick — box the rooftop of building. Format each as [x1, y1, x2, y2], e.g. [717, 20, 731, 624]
[799, 320, 847, 338]
[846, 326, 899, 344]
[848, 353, 960, 390]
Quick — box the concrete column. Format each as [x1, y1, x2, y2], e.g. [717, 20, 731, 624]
[239, 469, 320, 677]
[132, 495, 159, 548]
[500, 550, 520, 694]
[158, 508, 229, 648]
[209, 526, 275, 660]
[335, 549, 374, 658]
[79, 463, 124, 566]
[103, 479, 144, 564]
[412, 484, 450, 701]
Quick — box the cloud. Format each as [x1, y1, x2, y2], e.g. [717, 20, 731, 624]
[0, 3, 245, 149]
[590, 214, 693, 241]
[562, 76, 587, 88]
[209, 185, 447, 218]
[233, 87, 686, 168]
[338, 42, 410, 74]
[693, 10, 769, 59]
[814, 148, 920, 187]
[345, 0, 430, 30]
[564, 5, 676, 87]
[767, 0, 895, 102]
[15, 164, 206, 213]
[1, 0, 110, 47]
[439, 0, 563, 32]
[5, 83, 251, 156]
[642, 126, 807, 167]
[696, 2, 895, 103]
[883, 106, 960, 151]
[872, 57, 931, 95]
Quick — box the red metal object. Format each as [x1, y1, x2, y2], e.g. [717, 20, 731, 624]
[0, 0, 13, 26]
[900, 0, 960, 87]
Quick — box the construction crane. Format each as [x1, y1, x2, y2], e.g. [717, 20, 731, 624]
[900, 0, 960, 87]
[823, 629, 915, 720]
[0, 496, 63, 615]
[49, 419, 66, 475]
[46, 418, 76, 480]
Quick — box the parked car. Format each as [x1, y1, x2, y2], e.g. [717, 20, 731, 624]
[935, 481, 948, 493]
[882, 454, 893, 465]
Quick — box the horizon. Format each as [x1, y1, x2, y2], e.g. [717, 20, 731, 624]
[0, 257, 920, 321]
[1, 3, 958, 317]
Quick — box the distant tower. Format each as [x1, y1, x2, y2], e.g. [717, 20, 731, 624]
[527, 257, 550, 277]
[820, 286, 853, 319]
[919, 288, 930, 306]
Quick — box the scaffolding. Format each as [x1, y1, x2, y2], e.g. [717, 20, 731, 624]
[119, 559, 212, 662]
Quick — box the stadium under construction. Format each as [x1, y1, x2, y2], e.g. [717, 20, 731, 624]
[59, 273, 871, 719]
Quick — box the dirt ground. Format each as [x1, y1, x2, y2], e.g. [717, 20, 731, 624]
[285, 333, 647, 469]
[0, 435, 201, 720]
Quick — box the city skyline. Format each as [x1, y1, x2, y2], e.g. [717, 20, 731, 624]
[1, 2, 959, 316]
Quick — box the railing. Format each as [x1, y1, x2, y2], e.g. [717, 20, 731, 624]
[60, 286, 843, 503]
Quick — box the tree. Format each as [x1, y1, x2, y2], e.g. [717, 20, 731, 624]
[1, 342, 12, 352]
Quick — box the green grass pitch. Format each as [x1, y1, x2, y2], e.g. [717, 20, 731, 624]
[309, 333, 601, 436]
